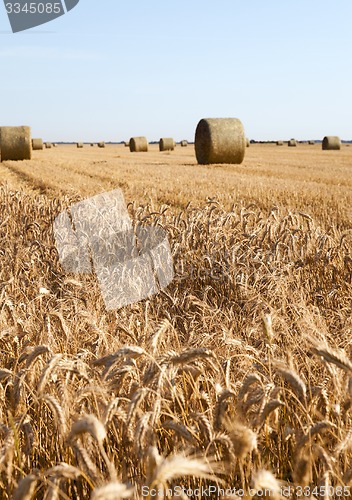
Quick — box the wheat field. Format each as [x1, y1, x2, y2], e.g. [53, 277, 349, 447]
[1, 143, 352, 498]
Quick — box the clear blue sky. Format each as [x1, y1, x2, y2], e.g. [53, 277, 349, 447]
[0, 0, 351, 142]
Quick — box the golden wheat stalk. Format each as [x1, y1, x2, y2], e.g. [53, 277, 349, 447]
[224, 419, 257, 460]
[90, 481, 134, 499]
[161, 420, 198, 445]
[37, 354, 63, 395]
[168, 348, 217, 366]
[95, 346, 146, 365]
[251, 470, 282, 500]
[311, 344, 352, 373]
[147, 446, 223, 489]
[258, 399, 284, 425]
[214, 389, 236, 430]
[68, 414, 106, 444]
[13, 474, 38, 500]
[299, 420, 337, 447]
[0, 369, 12, 382]
[40, 394, 66, 434]
[275, 364, 307, 402]
[237, 373, 262, 402]
[25, 345, 51, 369]
[150, 319, 171, 354]
[44, 463, 83, 480]
[71, 441, 100, 484]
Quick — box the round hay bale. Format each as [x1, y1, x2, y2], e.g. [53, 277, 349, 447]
[45, 143, 52, 149]
[0, 126, 31, 161]
[246, 138, 250, 147]
[98, 142, 105, 148]
[129, 137, 148, 152]
[124, 141, 130, 147]
[308, 140, 315, 145]
[276, 141, 283, 146]
[322, 136, 341, 150]
[288, 139, 297, 147]
[194, 118, 245, 164]
[53, 143, 57, 147]
[159, 138, 175, 151]
[32, 138, 43, 150]
[77, 143, 84, 148]
[180, 140, 188, 147]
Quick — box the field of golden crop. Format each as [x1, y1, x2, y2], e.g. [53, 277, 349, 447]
[1, 143, 352, 498]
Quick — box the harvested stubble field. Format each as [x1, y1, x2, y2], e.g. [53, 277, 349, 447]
[1, 143, 352, 498]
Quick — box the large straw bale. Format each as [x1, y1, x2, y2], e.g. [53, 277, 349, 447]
[129, 137, 148, 152]
[0, 126, 31, 161]
[195, 118, 246, 164]
[322, 136, 341, 150]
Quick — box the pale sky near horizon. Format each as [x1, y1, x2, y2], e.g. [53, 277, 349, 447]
[0, 1, 351, 142]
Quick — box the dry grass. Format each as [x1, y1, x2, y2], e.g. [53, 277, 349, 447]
[1, 143, 352, 229]
[0, 144, 352, 497]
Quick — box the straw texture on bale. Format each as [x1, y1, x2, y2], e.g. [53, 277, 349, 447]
[276, 141, 284, 146]
[195, 118, 246, 164]
[45, 143, 52, 149]
[98, 142, 105, 148]
[129, 137, 148, 152]
[32, 138, 43, 150]
[288, 139, 297, 147]
[0, 126, 32, 161]
[322, 136, 341, 150]
[77, 143, 84, 148]
[180, 140, 188, 147]
[159, 138, 175, 152]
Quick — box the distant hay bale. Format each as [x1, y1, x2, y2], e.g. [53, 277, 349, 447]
[45, 142, 52, 149]
[308, 140, 315, 145]
[180, 140, 188, 147]
[0, 126, 31, 161]
[53, 143, 57, 147]
[98, 142, 105, 148]
[322, 136, 341, 150]
[246, 138, 250, 147]
[32, 138, 43, 150]
[276, 141, 283, 146]
[288, 139, 297, 147]
[129, 137, 148, 152]
[124, 140, 130, 147]
[195, 117, 245, 164]
[77, 143, 84, 148]
[159, 138, 175, 151]
[90, 143, 94, 146]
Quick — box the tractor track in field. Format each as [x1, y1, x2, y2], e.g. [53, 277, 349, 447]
[1, 161, 65, 195]
[0, 159, 119, 197]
